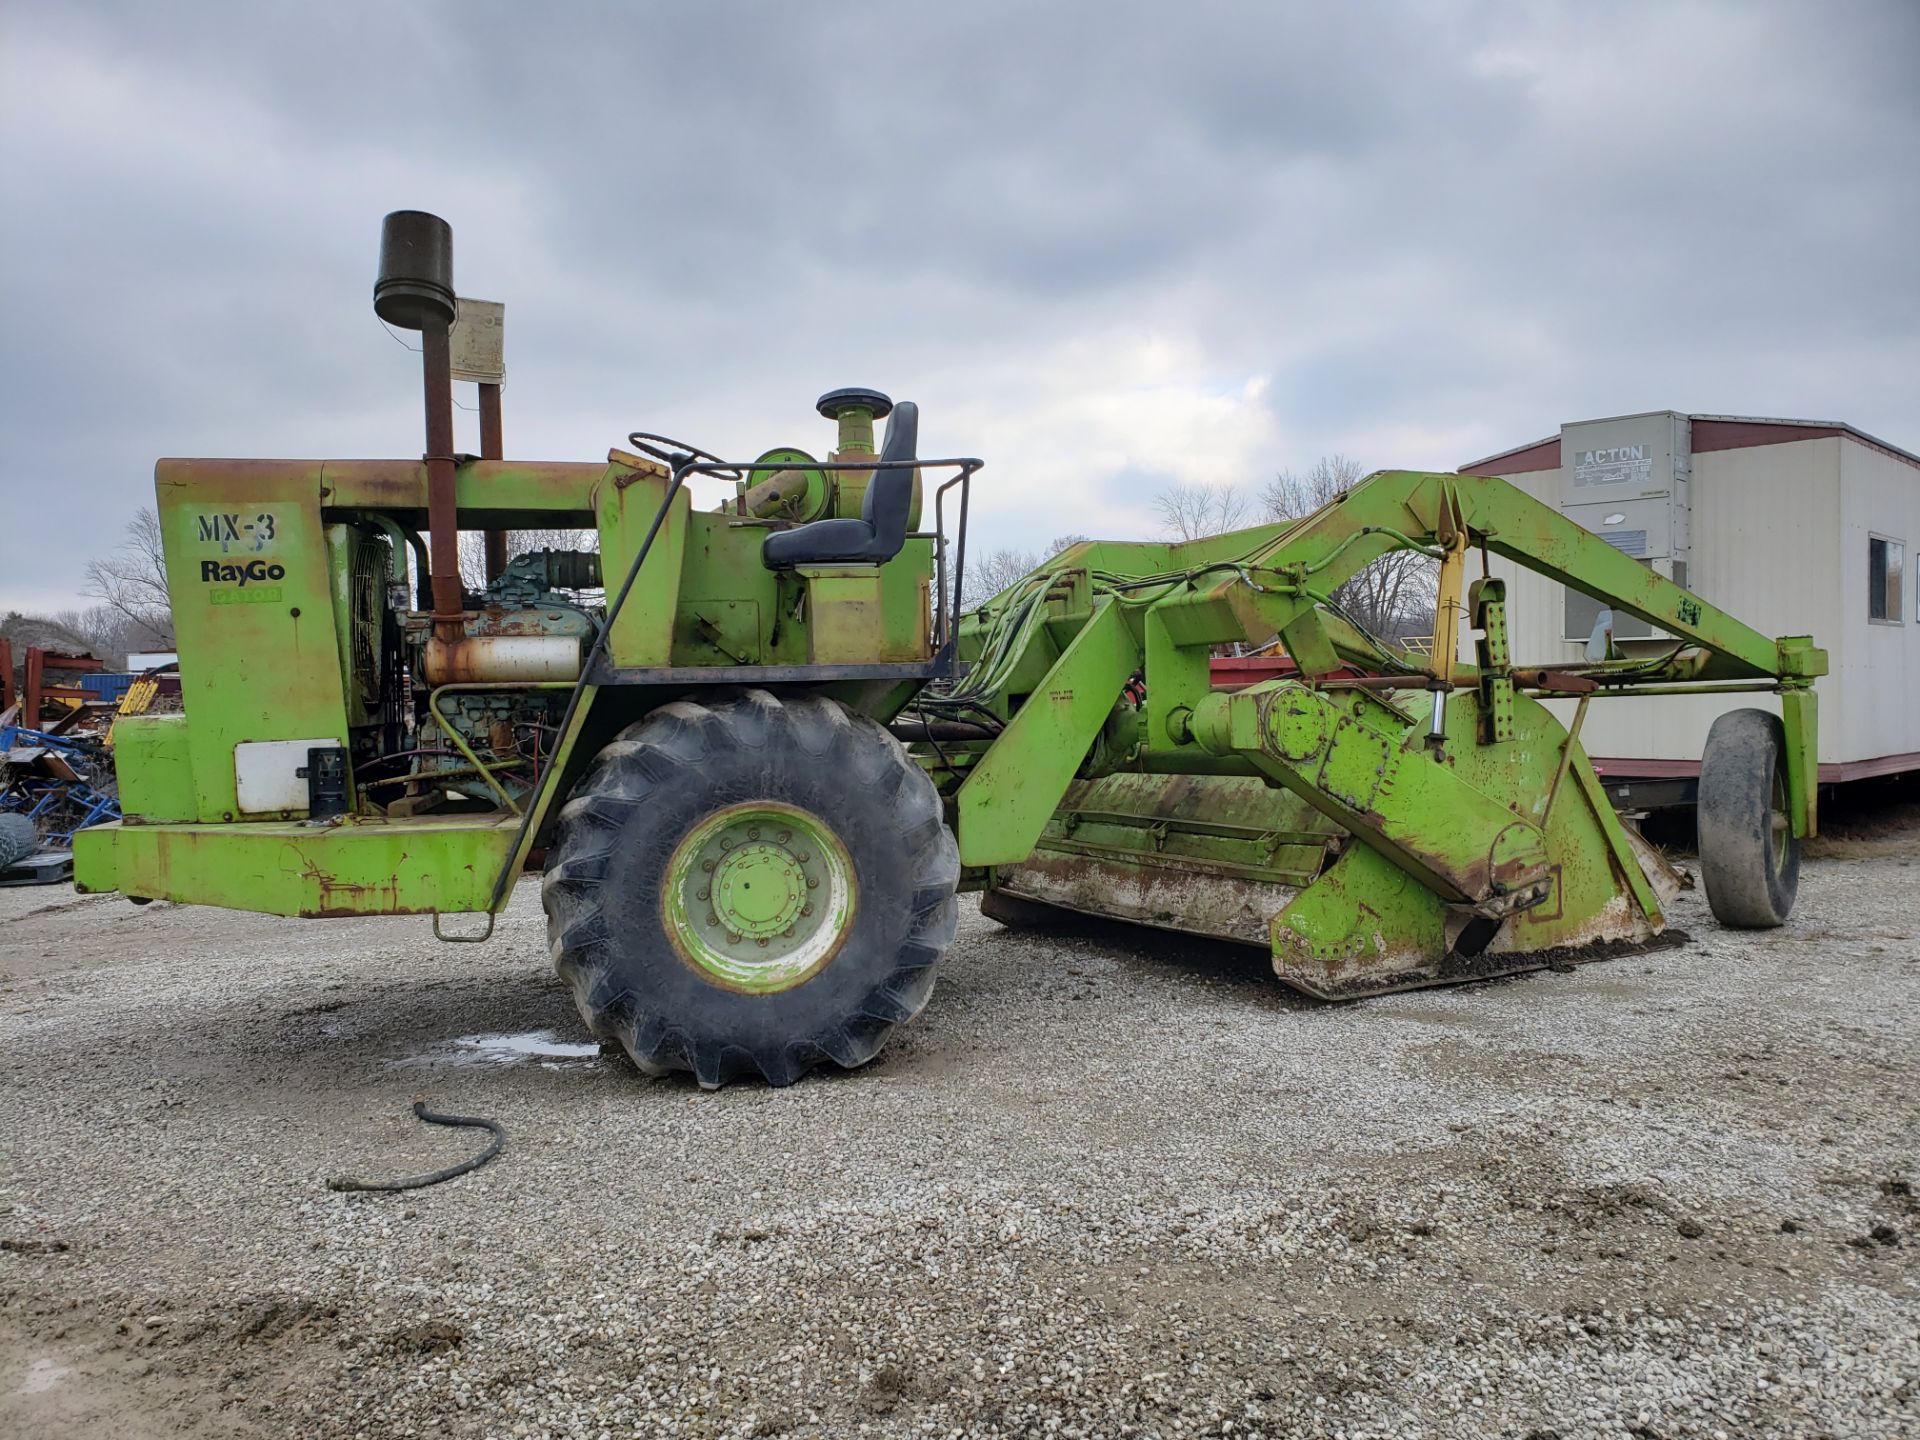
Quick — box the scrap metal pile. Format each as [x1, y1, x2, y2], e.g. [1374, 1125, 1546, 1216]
[0, 643, 178, 883]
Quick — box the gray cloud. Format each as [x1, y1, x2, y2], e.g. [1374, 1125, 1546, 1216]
[2, 0, 1915, 614]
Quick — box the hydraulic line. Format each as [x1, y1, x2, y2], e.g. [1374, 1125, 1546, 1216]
[926, 539, 1417, 722]
[327, 1099, 506, 1193]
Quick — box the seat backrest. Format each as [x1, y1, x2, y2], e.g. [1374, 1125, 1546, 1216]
[859, 401, 918, 557]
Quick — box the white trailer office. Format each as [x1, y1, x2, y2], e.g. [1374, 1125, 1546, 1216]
[1460, 412, 1919, 805]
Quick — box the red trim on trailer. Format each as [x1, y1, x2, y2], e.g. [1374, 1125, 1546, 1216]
[1690, 419, 1920, 470]
[1589, 758, 1698, 779]
[1689, 420, 1843, 454]
[1459, 438, 1560, 476]
[1460, 416, 1920, 476]
[1591, 753, 1920, 784]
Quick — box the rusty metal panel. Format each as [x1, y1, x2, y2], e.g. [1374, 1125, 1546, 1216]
[991, 772, 1338, 945]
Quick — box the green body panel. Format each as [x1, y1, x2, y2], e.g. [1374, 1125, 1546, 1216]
[1268, 843, 1449, 997]
[74, 814, 519, 917]
[1186, 681, 1548, 904]
[957, 601, 1141, 866]
[794, 561, 931, 664]
[1559, 730, 1668, 927]
[110, 715, 198, 823]
[321, 458, 602, 526]
[1778, 686, 1818, 838]
[600, 470, 691, 666]
[154, 461, 354, 821]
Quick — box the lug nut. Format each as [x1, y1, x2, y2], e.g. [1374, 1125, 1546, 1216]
[806, 877, 818, 889]
[748, 827, 759, 840]
[783, 926, 795, 938]
[802, 903, 813, 917]
[756, 937, 768, 948]
[707, 912, 719, 926]
[697, 887, 710, 901]
[725, 932, 741, 944]
[797, 852, 810, 863]
[701, 859, 715, 872]
[777, 829, 791, 843]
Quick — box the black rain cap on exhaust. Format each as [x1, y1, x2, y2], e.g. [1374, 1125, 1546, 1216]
[374, 210, 455, 330]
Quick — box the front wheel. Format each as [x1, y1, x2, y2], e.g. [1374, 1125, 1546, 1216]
[1697, 708, 1800, 928]
[542, 689, 959, 1087]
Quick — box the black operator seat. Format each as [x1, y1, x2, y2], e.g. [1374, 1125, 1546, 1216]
[762, 401, 919, 569]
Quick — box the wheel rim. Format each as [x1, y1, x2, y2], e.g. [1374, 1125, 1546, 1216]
[662, 802, 857, 993]
[1768, 767, 1791, 876]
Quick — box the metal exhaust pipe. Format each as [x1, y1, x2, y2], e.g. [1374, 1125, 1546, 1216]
[479, 381, 507, 581]
[374, 210, 464, 638]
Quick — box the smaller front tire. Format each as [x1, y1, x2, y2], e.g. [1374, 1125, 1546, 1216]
[1697, 708, 1799, 928]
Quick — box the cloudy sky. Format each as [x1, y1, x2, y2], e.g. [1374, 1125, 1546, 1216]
[2, 0, 1915, 617]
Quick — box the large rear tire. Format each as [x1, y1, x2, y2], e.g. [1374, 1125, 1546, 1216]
[542, 689, 959, 1087]
[1697, 708, 1799, 928]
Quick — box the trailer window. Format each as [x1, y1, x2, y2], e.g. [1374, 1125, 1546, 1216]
[1868, 535, 1904, 623]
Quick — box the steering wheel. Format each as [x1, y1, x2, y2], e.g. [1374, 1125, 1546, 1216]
[625, 432, 744, 481]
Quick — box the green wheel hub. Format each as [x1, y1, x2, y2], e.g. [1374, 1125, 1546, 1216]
[662, 802, 857, 993]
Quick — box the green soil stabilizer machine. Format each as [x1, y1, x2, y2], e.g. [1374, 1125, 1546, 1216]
[75, 212, 1827, 1086]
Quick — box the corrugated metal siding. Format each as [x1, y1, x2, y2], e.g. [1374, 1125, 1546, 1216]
[77, 673, 137, 703]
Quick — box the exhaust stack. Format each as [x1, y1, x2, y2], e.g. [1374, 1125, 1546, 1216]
[374, 210, 464, 637]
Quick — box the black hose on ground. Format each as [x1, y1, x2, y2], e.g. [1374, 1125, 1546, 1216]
[327, 1099, 505, 1193]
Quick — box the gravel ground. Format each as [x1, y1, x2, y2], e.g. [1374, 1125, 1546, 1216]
[1, 850, 1915, 1439]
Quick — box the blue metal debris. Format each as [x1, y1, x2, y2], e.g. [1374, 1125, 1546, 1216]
[0, 723, 121, 850]
[77, 673, 138, 704]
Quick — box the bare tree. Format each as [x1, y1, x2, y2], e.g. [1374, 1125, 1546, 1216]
[960, 533, 1092, 610]
[83, 508, 175, 646]
[1260, 453, 1365, 524]
[1263, 455, 1435, 641]
[1153, 482, 1249, 541]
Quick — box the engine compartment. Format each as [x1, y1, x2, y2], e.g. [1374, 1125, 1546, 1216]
[353, 542, 604, 816]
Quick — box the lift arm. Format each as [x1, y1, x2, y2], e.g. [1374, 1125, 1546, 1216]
[1155, 471, 1822, 684]
[944, 468, 1826, 862]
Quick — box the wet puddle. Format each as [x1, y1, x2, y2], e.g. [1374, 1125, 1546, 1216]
[394, 1030, 603, 1071]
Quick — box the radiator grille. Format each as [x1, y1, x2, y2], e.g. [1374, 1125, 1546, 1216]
[347, 530, 389, 714]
